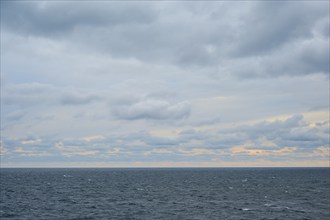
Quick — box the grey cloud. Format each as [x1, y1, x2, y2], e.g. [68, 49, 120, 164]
[2, 135, 58, 157]
[315, 17, 330, 38]
[224, 115, 328, 149]
[236, 115, 305, 139]
[229, 36, 329, 78]
[0, 1, 225, 67]
[1, 110, 27, 130]
[5, 110, 26, 122]
[35, 114, 55, 121]
[72, 112, 107, 121]
[60, 92, 102, 105]
[2, 83, 56, 107]
[177, 129, 207, 142]
[3, 83, 103, 107]
[112, 97, 191, 120]
[231, 1, 328, 57]
[97, 114, 327, 153]
[2, 1, 328, 79]
[144, 136, 178, 147]
[2, 114, 327, 163]
[173, 115, 328, 152]
[294, 39, 329, 75]
[1, 1, 156, 36]
[1, 1, 329, 166]
[265, 37, 329, 77]
[191, 117, 222, 126]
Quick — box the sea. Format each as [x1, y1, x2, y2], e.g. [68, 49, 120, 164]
[0, 168, 329, 220]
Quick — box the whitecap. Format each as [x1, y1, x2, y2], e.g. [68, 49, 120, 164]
[63, 174, 72, 178]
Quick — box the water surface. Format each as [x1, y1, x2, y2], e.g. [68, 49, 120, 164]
[1, 168, 329, 219]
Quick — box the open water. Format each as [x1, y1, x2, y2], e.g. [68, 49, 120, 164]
[0, 168, 329, 219]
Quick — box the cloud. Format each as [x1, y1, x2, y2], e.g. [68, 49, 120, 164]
[1, 1, 328, 167]
[1, 114, 328, 165]
[230, 1, 328, 57]
[60, 92, 102, 105]
[5, 110, 26, 122]
[1, 1, 156, 36]
[0, 145, 9, 156]
[261, 37, 328, 77]
[2, 1, 328, 79]
[80, 135, 105, 142]
[54, 141, 99, 157]
[2, 83, 56, 107]
[231, 145, 297, 156]
[13, 148, 51, 157]
[1, 135, 57, 160]
[2, 83, 103, 107]
[219, 115, 329, 153]
[112, 97, 191, 120]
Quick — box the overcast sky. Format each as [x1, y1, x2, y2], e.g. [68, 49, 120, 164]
[1, 1, 329, 167]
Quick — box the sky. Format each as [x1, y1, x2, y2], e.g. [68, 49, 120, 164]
[0, 1, 329, 167]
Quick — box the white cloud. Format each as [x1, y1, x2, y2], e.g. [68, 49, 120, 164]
[112, 97, 191, 120]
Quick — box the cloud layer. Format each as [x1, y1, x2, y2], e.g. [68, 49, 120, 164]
[1, 1, 329, 167]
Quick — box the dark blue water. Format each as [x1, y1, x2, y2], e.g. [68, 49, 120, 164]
[1, 168, 329, 219]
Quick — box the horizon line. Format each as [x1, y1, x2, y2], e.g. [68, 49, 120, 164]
[1, 166, 329, 169]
